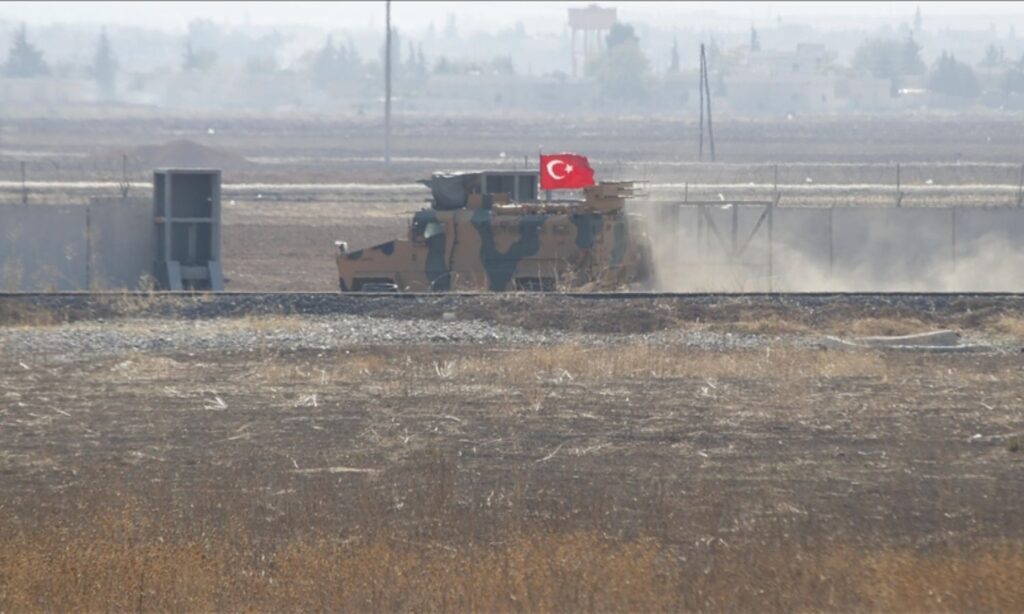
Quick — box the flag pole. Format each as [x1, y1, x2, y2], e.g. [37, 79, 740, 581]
[539, 145, 551, 202]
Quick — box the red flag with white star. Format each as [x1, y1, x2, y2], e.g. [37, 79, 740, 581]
[540, 153, 595, 190]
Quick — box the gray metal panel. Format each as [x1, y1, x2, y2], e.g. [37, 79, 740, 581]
[0, 204, 89, 290]
[88, 197, 154, 289]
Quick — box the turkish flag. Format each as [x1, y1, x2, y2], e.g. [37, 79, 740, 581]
[540, 153, 596, 190]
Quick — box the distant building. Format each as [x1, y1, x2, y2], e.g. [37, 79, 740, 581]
[722, 43, 903, 115]
[0, 76, 96, 105]
[835, 74, 893, 111]
[724, 44, 838, 115]
[726, 73, 835, 115]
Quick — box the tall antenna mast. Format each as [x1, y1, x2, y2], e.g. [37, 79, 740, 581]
[697, 44, 716, 162]
[384, 0, 392, 167]
[703, 44, 716, 162]
[698, 44, 705, 161]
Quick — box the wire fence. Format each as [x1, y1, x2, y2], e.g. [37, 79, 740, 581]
[1, 157, 1024, 208]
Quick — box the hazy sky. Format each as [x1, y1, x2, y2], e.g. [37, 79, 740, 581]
[2, 1, 1022, 34]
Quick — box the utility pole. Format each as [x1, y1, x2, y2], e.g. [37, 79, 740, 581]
[698, 44, 705, 161]
[702, 45, 716, 162]
[384, 0, 392, 168]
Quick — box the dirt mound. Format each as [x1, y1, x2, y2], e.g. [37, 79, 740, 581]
[95, 139, 253, 171]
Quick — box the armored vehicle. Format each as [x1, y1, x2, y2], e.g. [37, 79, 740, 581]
[335, 170, 651, 292]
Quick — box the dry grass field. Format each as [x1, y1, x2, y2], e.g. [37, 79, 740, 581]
[1, 295, 1024, 611]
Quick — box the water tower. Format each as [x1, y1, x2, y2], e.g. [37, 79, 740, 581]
[568, 4, 617, 78]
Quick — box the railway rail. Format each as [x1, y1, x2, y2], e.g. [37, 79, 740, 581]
[4, 291, 1024, 299]
[3, 290, 1024, 314]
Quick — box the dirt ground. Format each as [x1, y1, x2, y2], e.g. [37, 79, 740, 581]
[1, 295, 1023, 610]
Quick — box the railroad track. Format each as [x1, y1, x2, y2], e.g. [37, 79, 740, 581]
[4, 291, 1024, 298]
[4, 291, 1023, 327]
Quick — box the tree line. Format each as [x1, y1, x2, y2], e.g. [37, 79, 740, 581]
[6, 21, 1024, 102]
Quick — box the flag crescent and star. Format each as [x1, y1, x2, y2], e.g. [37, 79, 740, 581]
[539, 153, 596, 190]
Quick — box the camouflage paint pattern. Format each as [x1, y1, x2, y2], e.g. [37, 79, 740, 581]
[336, 182, 650, 292]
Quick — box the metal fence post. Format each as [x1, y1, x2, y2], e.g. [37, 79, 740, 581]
[85, 203, 92, 289]
[895, 162, 903, 207]
[951, 207, 957, 276]
[770, 165, 778, 292]
[1016, 164, 1024, 207]
[828, 206, 835, 280]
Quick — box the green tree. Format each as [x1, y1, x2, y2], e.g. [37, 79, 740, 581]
[852, 37, 925, 79]
[589, 22, 650, 102]
[852, 37, 925, 94]
[707, 37, 721, 68]
[313, 35, 339, 82]
[669, 37, 680, 73]
[246, 55, 278, 75]
[1005, 54, 1024, 94]
[491, 55, 515, 76]
[3, 24, 49, 77]
[982, 44, 1005, 68]
[182, 39, 217, 72]
[929, 52, 979, 98]
[93, 29, 117, 99]
[312, 35, 362, 87]
[606, 22, 637, 49]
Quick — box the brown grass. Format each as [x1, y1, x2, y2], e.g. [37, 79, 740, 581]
[2, 507, 1022, 613]
[986, 314, 1024, 339]
[694, 313, 813, 335]
[0, 301, 63, 327]
[474, 344, 886, 380]
[4, 305, 1024, 611]
[301, 343, 887, 383]
[844, 316, 935, 337]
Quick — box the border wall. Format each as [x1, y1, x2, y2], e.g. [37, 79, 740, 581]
[0, 198, 153, 291]
[4, 194, 1024, 293]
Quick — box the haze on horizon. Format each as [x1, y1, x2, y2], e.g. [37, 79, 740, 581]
[2, 1, 1024, 34]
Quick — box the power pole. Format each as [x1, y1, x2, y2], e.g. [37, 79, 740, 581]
[698, 44, 705, 161]
[384, 0, 392, 168]
[702, 45, 716, 162]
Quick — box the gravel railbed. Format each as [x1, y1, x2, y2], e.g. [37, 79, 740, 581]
[3, 293, 1021, 360]
[0, 314, 796, 362]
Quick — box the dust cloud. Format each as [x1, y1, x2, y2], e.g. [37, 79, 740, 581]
[635, 203, 1024, 292]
